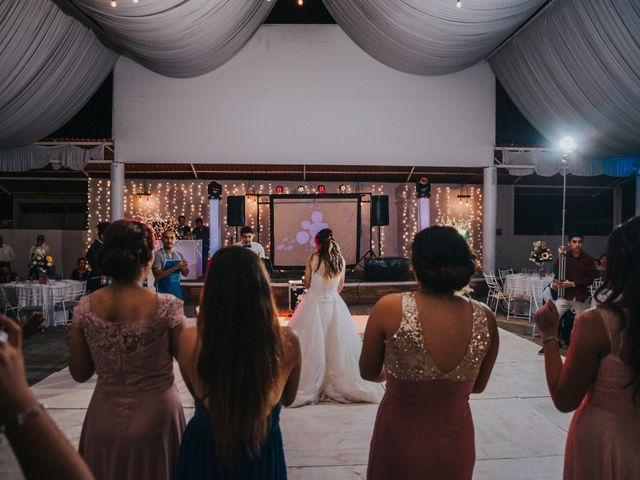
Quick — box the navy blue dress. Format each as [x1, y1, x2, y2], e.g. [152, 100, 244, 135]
[176, 396, 286, 479]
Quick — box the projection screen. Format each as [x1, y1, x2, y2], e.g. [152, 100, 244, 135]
[271, 195, 360, 268]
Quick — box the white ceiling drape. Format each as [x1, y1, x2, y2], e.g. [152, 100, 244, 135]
[0, 0, 117, 148]
[490, 0, 640, 156]
[70, 0, 276, 78]
[321, 0, 544, 75]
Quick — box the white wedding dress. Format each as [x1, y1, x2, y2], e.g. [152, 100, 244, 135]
[288, 255, 384, 407]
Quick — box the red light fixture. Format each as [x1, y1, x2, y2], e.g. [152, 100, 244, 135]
[275, 185, 284, 194]
[317, 184, 326, 193]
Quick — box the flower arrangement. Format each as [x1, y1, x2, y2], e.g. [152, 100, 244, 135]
[30, 247, 54, 280]
[529, 241, 552, 267]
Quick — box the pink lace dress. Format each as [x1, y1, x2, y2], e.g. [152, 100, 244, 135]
[563, 309, 640, 479]
[73, 293, 187, 480]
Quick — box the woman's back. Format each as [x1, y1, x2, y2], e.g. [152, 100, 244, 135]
[367, 292, 496, 480]
[307, 253, 343, 296]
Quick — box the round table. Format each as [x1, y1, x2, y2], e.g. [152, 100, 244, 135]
[503, 274, 554, 315]
[3, 281, 74, 326]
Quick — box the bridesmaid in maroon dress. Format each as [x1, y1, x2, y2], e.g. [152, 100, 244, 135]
[69, 220, 186, 480]
[534, 217, 640, 479]
[361, 226, 499, 480]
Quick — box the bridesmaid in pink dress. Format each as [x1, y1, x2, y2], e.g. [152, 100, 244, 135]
[361, 226, 500, 480]
[69, 220, 186, 480]
[534, 216, 640, 480]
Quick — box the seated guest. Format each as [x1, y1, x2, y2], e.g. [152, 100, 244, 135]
[534, 216, 640, 479]
[71, 258, 90, 282]
[595, 253, 607, 279]
[361, 226, 499, 480]
[234, 226, 266, 258]
[28, 234, 49, 259]
[176, 247, 301, 478]
[69, 220, 186, 480]
[0, 315, 94, 480]
[176, 215, 191, 239]
[0, 263, 18, 283]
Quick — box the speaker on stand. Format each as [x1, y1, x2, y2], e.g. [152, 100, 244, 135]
[226, 196, 246, 241]
[371, 195, 389, 257]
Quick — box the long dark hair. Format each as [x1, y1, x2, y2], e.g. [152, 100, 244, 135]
[314, 228, 344, 279]
[197, 247, 283, 465]
[595, 216, 640, 400]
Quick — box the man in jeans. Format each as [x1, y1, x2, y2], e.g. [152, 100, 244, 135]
[539, 232, 595, 354]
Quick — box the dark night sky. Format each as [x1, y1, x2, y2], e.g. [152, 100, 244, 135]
[51, 1, 547, 147]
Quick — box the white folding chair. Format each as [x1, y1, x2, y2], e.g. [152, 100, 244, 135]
[530, 283, 546, 338]
[484, 272, 507, 314]
[15, 285, 45, 325]
[0, 284, 20, 318]
[498, 268, 514, 285]
[50, 284, 70, 326]
[506, 280, 531, 321]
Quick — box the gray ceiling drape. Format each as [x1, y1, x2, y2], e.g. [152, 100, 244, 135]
[0, 0, 117, 148]
[490, 0, 640, 157]
[321, 0, 544, 75]
[70, 0, 276, 78]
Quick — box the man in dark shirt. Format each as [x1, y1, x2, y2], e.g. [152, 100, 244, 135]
[191, 217, 210, 275]
[551, 232, 595, 341]
[176, 215, 191, 239]
[86, 222, 110, 293]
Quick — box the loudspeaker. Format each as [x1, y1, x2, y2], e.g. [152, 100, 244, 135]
[371, 195, 389, 226]
[226, 196, 245, 226]
[364, 257, 411, 281]
[416, 177, 431, 198]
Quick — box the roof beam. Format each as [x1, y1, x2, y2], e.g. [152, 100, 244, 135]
[190, 163, 199, 179]
[406, 166, 415, 182]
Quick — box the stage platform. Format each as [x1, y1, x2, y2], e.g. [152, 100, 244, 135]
[0, 317, 569, 480]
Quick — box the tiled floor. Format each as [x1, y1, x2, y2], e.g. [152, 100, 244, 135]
[2, 315, 570, 479]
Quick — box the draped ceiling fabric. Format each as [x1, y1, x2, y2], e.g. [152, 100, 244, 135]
[0, 144, 105, 172]
[0, 0, 117, 148]
[491, 0, 640, 158]
[70, 0, 277, 78]
[321, 0, 545, 75]
[501, 150, 640, 177]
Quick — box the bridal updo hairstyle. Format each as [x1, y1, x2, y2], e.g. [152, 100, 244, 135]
[315, 228, 344, 279]
[412, 225, 475, 294]
[98, 219, 155, 282]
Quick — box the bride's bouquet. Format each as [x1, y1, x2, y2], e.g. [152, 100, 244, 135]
[528, 240, 552, 267]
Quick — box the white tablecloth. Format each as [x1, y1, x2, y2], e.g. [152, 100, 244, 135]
[3, 281, 73, 326]
[504, 274, 554, 300]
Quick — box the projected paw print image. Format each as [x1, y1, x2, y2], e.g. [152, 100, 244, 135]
[296, 211, 329, 246]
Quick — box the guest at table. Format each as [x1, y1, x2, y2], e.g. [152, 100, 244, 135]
[0, 263, 18, 283]
[191, 217, 210, 274]
[28, 234, 49, 259]
[0, 236, 16, 268]
[86, 222, 110, 293]
[176, 215, 191, 240]
[595, 253, 607, 280]
[71, 258, 91, 282]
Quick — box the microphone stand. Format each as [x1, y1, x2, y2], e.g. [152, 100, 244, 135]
[558, 154, 568, 297]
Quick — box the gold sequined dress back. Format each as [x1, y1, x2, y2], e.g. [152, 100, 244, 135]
[384, 292, 490, 382]
[368, 292, 492, 480]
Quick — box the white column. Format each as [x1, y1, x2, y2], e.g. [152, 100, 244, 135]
[209, 197, 221, 257]
[418, 197, 430, 231]
[636, 170, 640, 217]
[482, 166, 497, 274]
[110, 161, 125, 221]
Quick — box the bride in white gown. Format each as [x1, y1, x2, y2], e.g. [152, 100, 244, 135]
[288, 228, 384, 407]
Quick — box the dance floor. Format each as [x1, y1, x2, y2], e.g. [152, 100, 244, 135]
[0, 320, 570, 479]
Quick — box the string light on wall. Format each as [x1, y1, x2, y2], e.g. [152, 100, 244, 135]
[456, 0, 462, 8]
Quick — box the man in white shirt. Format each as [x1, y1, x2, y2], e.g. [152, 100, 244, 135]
[0, 236, 16, 266]
[28, 234, 50, 259]
[234, 226, 265, 258]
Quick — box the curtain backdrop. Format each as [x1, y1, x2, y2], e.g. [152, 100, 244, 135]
[70, 0, 276, 78]
[0, 144, 104, 172]
[321, 0, 544, 75]
[0, 0, 117, 148]
[491, 0, 640, 157]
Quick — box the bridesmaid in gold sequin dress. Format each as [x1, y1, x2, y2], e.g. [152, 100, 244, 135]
[361, 226, 500, 480]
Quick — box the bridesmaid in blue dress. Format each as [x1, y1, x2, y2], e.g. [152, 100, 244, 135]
[176, 246, 301, 479]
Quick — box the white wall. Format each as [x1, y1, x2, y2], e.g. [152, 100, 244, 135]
[495, 186, 608, 270]
[113, 25, 495, 167]
[0, 230, 86, 280]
